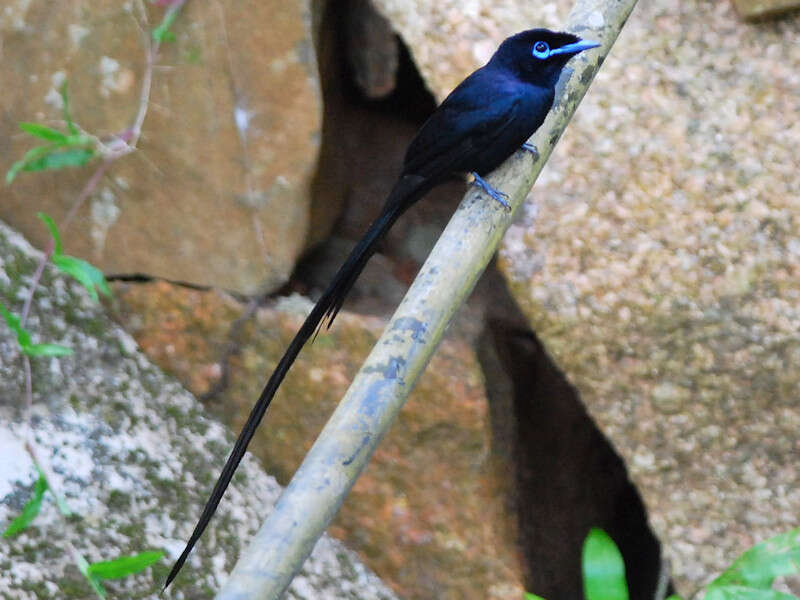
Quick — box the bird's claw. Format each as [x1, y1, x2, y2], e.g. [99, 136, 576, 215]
[471, 172, 511, 211]
[521, 142, 539, 160]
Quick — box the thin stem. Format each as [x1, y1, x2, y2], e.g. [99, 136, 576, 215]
[62, 158, 114, 232]
[23, 356, 33, 435]
[20, 241, 54, 326]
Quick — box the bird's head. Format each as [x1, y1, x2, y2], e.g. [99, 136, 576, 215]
[491, 29, 600, 87]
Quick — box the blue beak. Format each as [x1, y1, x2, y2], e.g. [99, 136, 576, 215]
[550, 39, 601, 57]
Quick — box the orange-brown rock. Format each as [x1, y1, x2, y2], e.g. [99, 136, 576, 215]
[1, 0, 321, 294]
[112, 280, 527, 600]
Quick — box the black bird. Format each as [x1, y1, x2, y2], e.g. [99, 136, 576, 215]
[165, 28, 598, 588]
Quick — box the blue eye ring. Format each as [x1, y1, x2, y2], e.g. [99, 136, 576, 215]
[532, 41, 550, 59]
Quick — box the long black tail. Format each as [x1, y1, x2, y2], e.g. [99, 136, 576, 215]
[164, 175, 430, 589]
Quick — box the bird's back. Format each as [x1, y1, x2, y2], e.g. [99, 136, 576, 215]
[402, 64, 554, 180]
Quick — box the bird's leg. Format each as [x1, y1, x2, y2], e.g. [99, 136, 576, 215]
[470, 172, 511, 210]
[521, 142, 539, 160]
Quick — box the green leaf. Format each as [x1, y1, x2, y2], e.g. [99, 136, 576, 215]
[19, 122, 69, 143]
[22, 342, 73, 357]
[32, 463, 71, 517]
[1, 300, 71, 356]
[60, 81, 79, 135]
[52, 254, 111, 302]
[76, 553, 107, 599]
[152, 5, 180, 43]
[22, 147, 94, 174]
[703, 585, 798, 600]
[582, 528, 629, 600]
[87, 550, 165, 580]
[0, 302, 23, 335]
[524, 593, 547, 600]
[0, 301, 32, 349]
[665, 596, 683, 600]
[37, 212, 63, 256]
[712, 529, 800, 589]
[6, 144, 58, 184]
[2, 474, 48, 537]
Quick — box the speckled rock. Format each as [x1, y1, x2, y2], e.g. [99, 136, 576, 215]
[492, 0, 800, 596]
[731, 0, 800, 19]
[0, 220, 397, 599]
[0, 0, 321, 294]
[369, 0, 568, 101]
[111, 280, 528, 600]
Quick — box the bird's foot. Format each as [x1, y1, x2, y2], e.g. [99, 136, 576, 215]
[521, 142, 539, 160]
[471, 172, 510, 210]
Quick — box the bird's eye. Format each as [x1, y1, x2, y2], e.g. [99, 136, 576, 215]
[532, 41, 550, 59]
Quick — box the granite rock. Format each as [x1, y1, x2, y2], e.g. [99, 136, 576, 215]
[0, 219, 396, 599]
[496, 0, 800, 595]
[111, 280, 529, 600]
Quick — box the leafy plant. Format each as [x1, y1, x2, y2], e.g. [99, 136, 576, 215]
[703, 528, 800, 600]
[6, 83, 95, 184]
[77, 550, 166, 599]
[525, 528, 799, 600]
[2, 471, 48, 537]
[0, 301, 73, 357]
[1, 3, 185, 598]
[37, 213, 111, 302]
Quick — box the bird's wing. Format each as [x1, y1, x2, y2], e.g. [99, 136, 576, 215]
[403, 72, 524, 178]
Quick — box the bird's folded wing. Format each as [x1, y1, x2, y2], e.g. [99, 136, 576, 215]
[403, 85, 524, 179]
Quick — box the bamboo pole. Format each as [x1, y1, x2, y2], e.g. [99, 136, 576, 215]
[216, 0, 638, 597]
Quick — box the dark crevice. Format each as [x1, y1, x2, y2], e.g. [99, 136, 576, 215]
[305, 0, 441, 274]
[478, 278, 672, 599]
[106, 273, 213, 292]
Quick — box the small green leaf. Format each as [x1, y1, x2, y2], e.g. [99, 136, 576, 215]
[22, 147, 94, 174]
[53, 254, 111, 302]
[152, 5, 180, 43]
[22, 342, 73, 357]
[18, 122, 69, 143]
[2, 474, 48, 537]
[704, 585, 798, 600]
[0, 302, 23, 335]
[37, 212, 63, 256]
[2, 299, 70, 356]
[712, 529, 800, 589]
[0, 301, 33, 349]
[87, 550, 165, 580]
[524, 593, 547, 600]
[76, 553, 107, 599]
[60, 82, 79, 135]
[582, 528, 629, 600]
[6, 144, 58, 184]
[665, 596, 683, 600]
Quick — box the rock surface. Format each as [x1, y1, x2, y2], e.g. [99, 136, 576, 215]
[0, 0, 321, 294]
[369, 0, 566, 102]
[731, 0, 800, 19]
[111, 280, 529, 600]
[0, 219, 397, 599]
[491, 0, 799, 595]
[345, 0, 400, 99]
